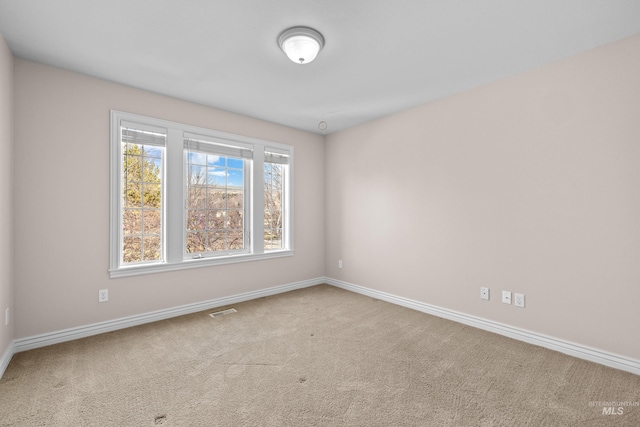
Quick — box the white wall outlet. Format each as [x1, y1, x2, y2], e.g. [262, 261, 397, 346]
[5, 308, 9, 326]
[480, 287, 489, 300]
[98, 289, 109, 303]
[502, 290, 511, 304]
[338, 259, 343, 269]
[514, 293, 525, 308]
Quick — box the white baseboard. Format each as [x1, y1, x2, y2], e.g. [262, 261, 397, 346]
[0, 340, 14, 379]
[8, 277, 639, 378]
[324, 277, 640, 376]
[13, 277, 324, 354]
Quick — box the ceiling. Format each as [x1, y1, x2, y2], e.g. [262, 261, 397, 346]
[1, 1, 639, 135]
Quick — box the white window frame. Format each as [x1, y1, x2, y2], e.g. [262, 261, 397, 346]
[264, 147, 290, 252]
[110, 110, 294, 278]
[183, 132, 253, 258]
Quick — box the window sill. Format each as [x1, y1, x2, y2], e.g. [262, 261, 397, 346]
[109, 250, 294, 278]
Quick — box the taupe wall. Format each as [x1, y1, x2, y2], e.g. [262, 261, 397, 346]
[6, 32, 640, 363]
[13, 59, 325, 338]
[0, 35, 13, 357]
[325, 34, 640, 360]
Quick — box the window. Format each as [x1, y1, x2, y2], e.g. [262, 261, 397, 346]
[184, 135, 250, 256]
[264, 149, 289, 251]
[121, 124, 166, 264]
[110, 111, 294, 277]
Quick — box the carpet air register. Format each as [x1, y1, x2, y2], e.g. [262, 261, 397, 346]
[209, 308, 237, 318]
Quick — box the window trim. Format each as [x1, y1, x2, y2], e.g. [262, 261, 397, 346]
[110, 110, 294, 278]
[264, 148, 289, 252]
[119, 122, 167, 265]
[183, 134, 253, 258]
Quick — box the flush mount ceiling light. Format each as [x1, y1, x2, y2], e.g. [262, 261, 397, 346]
[278, 26, 324, 64]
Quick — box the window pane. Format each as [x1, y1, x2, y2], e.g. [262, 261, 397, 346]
[187, 187, 206, 209]
[207, 168, 226, 186]
[143, 209, 161, 234]
[186, 209, 206, 232]
[143, 236, 162, 261]
[123, 235, 142, 263]
[123, 209, 142, 235]
[228, 230, 244, 250]
[188, 151, 207, 165]
[186, 232, 206, 253]
[143, 158, 162, 182]
[208, 155, 225, 167]
[121, 135, 165, 265]
[208, 231, 226, 251]
[265, 229, 282, 250]
[189, 165, 207, 184]
[264, 210, 282, 230]
[227, 210, 243, 228]
[228, 169, 243, 187]
[266, 190, 283, 207]
[207, 210, 226, 229]
[124, 155, 142, 182]
[142, 158, 161, 182]
[144, 183, 162, 208]
[144, 146, 163, 159]
[207, 188, 226, 209]
[264, 160, 285, 251]
[227, 190, 243, 209]
[123, 182, 143, 207]
[227, 157, 243, 169]
[185, 146, 247, 255]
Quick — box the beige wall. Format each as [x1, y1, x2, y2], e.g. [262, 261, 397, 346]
[0, 35, 13, 357]
[6, 32, 640, 363]
[325, 34, 640, 360]
[13, 59, 325, 338]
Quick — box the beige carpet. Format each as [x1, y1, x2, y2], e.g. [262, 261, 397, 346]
[1, 284, 638, 426]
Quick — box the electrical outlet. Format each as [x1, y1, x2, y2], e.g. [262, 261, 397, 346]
[502, 290, 511, 304]
[514, 293, 525, 308]
[480, 287, 489, 300]
[338, 260, 343, 269]
[5, 308, 9, 326]
[98, 289, 109, 303]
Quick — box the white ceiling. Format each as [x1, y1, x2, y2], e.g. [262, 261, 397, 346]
[1, 0, 639, 134]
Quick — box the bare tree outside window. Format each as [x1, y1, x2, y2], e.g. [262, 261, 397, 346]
[185, 150, 245, 254]
[264, 162, 285, 250]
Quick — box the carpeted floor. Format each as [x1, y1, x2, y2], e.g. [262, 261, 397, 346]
[0, 284, 638, 426]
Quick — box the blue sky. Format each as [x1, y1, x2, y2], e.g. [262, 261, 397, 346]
[187, 152, 244, 187]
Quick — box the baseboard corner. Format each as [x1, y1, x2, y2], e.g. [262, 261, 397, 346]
[0, 340, 15, 380]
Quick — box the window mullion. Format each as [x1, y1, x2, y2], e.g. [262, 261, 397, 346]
[165, 128, 184, 263]
[252, 148, 265, 254]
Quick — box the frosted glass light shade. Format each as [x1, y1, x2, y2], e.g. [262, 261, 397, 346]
[278, 27, 324, 64]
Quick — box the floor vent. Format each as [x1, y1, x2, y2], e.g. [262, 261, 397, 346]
[209, 308, 237, 318]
